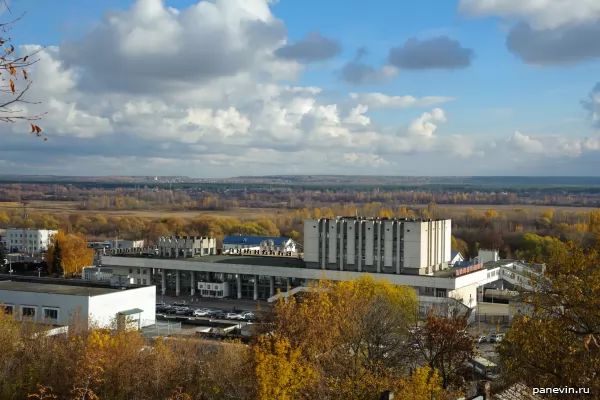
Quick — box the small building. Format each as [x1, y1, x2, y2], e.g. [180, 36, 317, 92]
[4, 228, 57, 253]
[450, 251, 465, 267]
[158, 236, 216, 258]
[106, 239, 145, 249]
[222, 235, 296, 253]
[0, 277, 156, 330]
[197, 281, 230, 298]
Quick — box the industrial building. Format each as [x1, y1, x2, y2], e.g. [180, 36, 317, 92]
[303, 217, 451, 275]
[0, 276, 156, 329]
[158, 236, 216, 258]
[222, 235, 296, 253]
[2, 228, 57, 253]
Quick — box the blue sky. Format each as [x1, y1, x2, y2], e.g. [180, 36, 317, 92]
[1, 0, 600, 177]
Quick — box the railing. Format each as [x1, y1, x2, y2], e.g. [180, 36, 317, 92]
[140, 320, 182, 338]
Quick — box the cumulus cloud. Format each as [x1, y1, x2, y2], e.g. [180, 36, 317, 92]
[387, 37, 474, 70]
[582, 82, 600, 128]
[275, 31, 341, 62]
[505, 131, 582, 157]
[349, 92, 455, 109]
[2, 0, 598, 176]
[459, 0, 600, 65]
[458, 0, 600, 30]
[338, 47, 398, 85]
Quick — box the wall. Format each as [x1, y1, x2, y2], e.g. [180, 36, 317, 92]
[303, 219, 320, 263]
[448, 282, 479, 309]
[0, 290, 88, 326]
[87, 286, 156, 328]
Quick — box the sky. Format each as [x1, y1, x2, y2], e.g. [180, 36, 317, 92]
[1, 0, 600, 177]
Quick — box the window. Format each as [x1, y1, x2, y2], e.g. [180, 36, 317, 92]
[1, 304, 13, 315]
[43, 307, 59, 321]
[142, 279, 147, 285]
[137, 279, 141, 284]
[142, 269, 147, 274]
[21, 306, 36, 319]
[129, 268, 133, 274]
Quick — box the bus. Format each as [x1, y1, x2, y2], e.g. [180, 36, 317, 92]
[468, 356, 499, 380]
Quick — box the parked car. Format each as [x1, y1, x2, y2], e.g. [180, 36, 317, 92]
[165, 307, 179, 315]
[193, 309, 209, 317]
[242, 312, 255, 321]
[489, 333, 505, 343]
[225, 313, 241, 320]
[212, 311, 227, 319]
[173, 301, 188, 306]
[156, 302, 166, 307]
[175, 307, 191, 315]
[156, 305, 169, 313]
[476, 336, 487, 344]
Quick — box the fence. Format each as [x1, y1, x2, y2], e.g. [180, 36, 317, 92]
[140, 320, 182, 338]
[474, 314, 510, 325]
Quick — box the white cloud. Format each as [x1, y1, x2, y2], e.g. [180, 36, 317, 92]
[349, 92, 454, 109]
[458, 0, 600, 30]
[1, 0, 599, 176]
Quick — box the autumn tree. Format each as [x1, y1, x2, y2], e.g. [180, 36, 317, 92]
[0, 3, 46, 138]
[256, 276, 422, 398]
[253, 334, 317, 400]
[414, 310, 475, 389]
[46, 230, 94, 277]
[51, 240, 63, 277]
[498, 240, 600, 397]
[513, 233, 567, 263]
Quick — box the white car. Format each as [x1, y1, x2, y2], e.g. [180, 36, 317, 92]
[476, 336, 487, 344]
[193, 309, 209, 317]
[225, 313, 240, 320]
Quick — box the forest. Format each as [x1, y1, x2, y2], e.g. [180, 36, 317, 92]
[2, 202, 600, 264]
[3, 182, 600, 211]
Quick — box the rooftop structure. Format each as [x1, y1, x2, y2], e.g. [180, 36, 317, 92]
[158, 236, 216, 258]
[222, 235, 296, 253]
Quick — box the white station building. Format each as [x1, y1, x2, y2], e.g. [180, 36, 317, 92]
[0, 277, 156, 330]
[94, 217, 540, 318]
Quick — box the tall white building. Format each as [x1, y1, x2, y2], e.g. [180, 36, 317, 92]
[4, 228, 58, 253]
[303, 217, 451, 275]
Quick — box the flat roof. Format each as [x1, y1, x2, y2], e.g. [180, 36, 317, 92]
[0, 281, 122, 297]
[121, 254, 306, 268]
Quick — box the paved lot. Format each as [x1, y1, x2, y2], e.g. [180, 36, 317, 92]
[477, 302, 509, 315]
[158, 295, 270, 312]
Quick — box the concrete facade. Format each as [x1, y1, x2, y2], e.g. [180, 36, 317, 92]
[303, 217, 451, 275]
[4, 228, 57, 253]
[158, 236, 216, 258]
[0, 280, 156, 329]
[222, 236, 296, 253]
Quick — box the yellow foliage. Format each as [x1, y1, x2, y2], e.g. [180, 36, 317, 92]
[253, 334, 317, 400]
[46, 230, 94, 277]
[397, 367, 445, 400]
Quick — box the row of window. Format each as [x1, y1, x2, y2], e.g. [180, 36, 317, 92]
[129, 268, 148, 275]
[200, 290, 224, 297]
[1, 305, 59, 321]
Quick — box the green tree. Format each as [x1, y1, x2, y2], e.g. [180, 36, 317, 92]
[0, 245, 6, 274]
[514, 233, 567, 263]
[52, 241, 63, 277]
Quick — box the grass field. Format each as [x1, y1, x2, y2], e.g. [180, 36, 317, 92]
[0, 201, 285, 219]
[0, 200, 596, 219]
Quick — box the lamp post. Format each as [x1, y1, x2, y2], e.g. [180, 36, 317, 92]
[37, 267, 42, 277]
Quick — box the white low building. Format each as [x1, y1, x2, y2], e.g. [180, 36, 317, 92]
[222, 235, 297, 253]
[158, 236, 217, 258]
[4, 228, 57, 253]
[0, 278, 156, 329]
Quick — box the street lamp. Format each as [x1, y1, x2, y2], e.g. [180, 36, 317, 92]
[37, 267, 42, 277]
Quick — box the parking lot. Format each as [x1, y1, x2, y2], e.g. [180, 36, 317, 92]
[155, 299, 260, 324]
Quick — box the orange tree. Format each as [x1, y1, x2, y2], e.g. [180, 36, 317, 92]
[46, 230, 94, 277]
